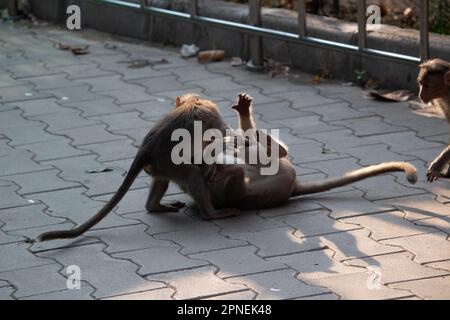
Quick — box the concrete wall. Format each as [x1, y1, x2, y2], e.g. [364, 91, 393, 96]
[29, 0, 450, 91]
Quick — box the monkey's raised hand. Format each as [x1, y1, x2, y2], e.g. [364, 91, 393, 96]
[232, 93, 253, 117]
[427, 146, 450, 183]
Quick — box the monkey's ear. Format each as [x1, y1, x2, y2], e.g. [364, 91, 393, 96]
[445, 71, 450, 86]
[176, 96, 181, 108]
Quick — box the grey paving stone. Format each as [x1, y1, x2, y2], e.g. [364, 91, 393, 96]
[89, 111, 152, 132]
[288, 141, 349, 164]
[296, 293, 340, 300]
[146, 266, 248, 300]
[0, 182, 34, 209]
[366, 131, 442, 153]
[212, 213, 284, 235]
[28, 188, 132, 229]
[74, 75, 137, 92]
[156, 223, 247, 255]
[27, 74, 74, 90]
[304, 190, 394, 219]
[43, 154, 147, 197]
[256, 101, 314, 122]
[302, 129, 372, 149]
[102, 287, 174, 300]
[342, 211, 435, 241]
[129, 74, 195, 94]
[52, 63, 115, 81]
[24, 285, 94, 300]
[204, 290, 256, 300]
[320, 229, 404, 262]
[0, 73, 28, 87]
[41, 85, 104, 104]
[304, 102, 375, 122]
[240, 77, 316, 95]
[1, 125, 61, 147]
[0, 242, 52, 273]
[114, 246, 208, 276]
[0, 108, 37, 129]
[96, 87, 157, 105]
[221, 226, 324, 258]
[229, 269, 328, 300]
[0, 286, 14, 300]
[269, 249, 364, 280]
[190, 246, 285, 278]
[381, 232, 450, 264]
[307, 272, 410, 300]
[63, 97, 125, 117]
[0, 204, 66, 232]
[78, 139, 138, 162]
[272, 115, 345, 135]
[86, 224, 173, 254]
[38, 243, 165, 299]
[121, 99, 173, 121]
[415, 216, 450, 235]
[273, 209, 361, 238]
[376, 194, 450, 221]
[5, 98, 64, 117]
[216, 88, 283, 106]
[5, 63, 62, 79]
[0, 264, 68, 298]
[345, 252, 448, 285]
[354, 175, 425, 201]
[390, 276, 450, 300]
[57, 125, 124, 146]
[112, 126, 154, 146]
[17, 139, 91, 162]
[30, 109, 100, 132]
[340, 143, 415, 166]
[271, 91, 338, 108]
[0, 85, 53, 103]
[0, 228, 24, 245]
[333, 116, 407, 137]
[0, 146, 51, 177]
[258, 199, 324, 219]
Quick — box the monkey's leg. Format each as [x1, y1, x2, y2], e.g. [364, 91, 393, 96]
[183, 165, 239, 219]
[146, 178, 185, 213]
[428, 146, 450, 182]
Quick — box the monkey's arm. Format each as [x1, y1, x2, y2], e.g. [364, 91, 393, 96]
[427, 145, 450, 182]
[146, 178, 185, 212]
[233, 93, 288, 158]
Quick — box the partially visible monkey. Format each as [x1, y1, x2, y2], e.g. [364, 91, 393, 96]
[38, 94, 239, 242]
[204, 93, 418, 210]
[417, 58, 450, 182]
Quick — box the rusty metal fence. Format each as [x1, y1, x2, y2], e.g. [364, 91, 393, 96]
[9, 0, 431, 65]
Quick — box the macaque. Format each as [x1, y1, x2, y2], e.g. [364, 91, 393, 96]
[417, 58, 450, 182]
[204, 93, 418, 210]
[38, 94, 238, 241]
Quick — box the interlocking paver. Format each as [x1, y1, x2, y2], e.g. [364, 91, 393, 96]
[1, 19, 450, 300]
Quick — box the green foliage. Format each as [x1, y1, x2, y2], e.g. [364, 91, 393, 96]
[429, 0, 450, 35]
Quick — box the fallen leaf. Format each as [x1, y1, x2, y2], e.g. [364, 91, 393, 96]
[369, 90, 415, 102]
[85, 167, 114, 174]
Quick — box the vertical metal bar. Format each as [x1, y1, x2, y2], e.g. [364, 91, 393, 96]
[247, 0, 264, 71]
[357, 0, 367, 50]
[298, 0, 307, 38]
[419, 0, 430, 61]
[139, 0, 145, 9]
[191, 0, 198, 17]
[7, 0, 18, 17]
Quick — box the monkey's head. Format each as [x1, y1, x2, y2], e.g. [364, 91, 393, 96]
[175, 93, 218, 109]
[418, 59, 450, 103]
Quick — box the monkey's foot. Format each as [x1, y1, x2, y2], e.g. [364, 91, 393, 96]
[232, 93, 253, 116]
[146, 201, 186, 213]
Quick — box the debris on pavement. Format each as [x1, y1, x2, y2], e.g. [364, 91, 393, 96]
[264, 59, 290, 78]
[85, 167, 114, 174]
[118, 58, 169, 69]
[230, 56, 244, 67]
[369, 89, 415, 102]
[56, 42, 90, 55]
[180, 44, 199, 58]
[197, 50, 225, 63]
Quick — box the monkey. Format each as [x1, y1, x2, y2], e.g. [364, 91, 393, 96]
[37, 94, 239, 242]
[203, 93, 418, 210]
[417, 58, 450, 182]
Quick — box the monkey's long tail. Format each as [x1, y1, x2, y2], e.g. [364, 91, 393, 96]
[37, 154, 145, 242]
[291, 162, 417, 197]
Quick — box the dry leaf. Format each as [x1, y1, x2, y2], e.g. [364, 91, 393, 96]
[369, 90, 415, 102]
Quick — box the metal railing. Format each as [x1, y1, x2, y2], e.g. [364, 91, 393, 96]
[92, 0, 430, 66]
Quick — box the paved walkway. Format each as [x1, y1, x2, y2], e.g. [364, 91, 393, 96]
[1, 20, 450, 300]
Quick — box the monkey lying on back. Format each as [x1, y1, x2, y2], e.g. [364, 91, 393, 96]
[38, 93, 417, 241]
[204, 93, 418, 210]
[417, 58, 450, 182]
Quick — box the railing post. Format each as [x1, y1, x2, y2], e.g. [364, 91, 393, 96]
[298, 0, 307, 38]
[247, 0, 264, 71]
[419, 0, 430, 61]
[357, 0, 367, 51]
[7, 0, 18, 17]
[191, 0, 198, 17]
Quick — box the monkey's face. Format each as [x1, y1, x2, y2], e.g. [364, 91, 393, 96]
[418, 69, 448, 103]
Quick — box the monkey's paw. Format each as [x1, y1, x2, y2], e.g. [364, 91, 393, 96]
[147, 201, 186, 213]
[427, 161, 445, 183]
[232, 93, 253, 116]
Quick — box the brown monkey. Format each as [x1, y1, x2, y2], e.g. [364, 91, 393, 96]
[417, 59, 450, 182]
[38, 94, 238, 242]
[205, 93, 418, 210]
